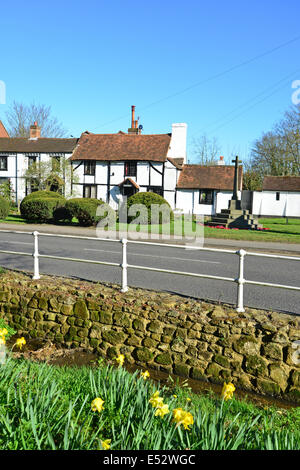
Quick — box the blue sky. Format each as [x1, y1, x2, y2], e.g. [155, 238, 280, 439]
[0, 0, 299, 163]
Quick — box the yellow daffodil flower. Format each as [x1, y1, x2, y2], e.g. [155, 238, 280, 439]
[101, 439, 111, 450]
[181, 412, 194, 430]
[115, 354, 125, 367]
[141, 370, 150, 380]
[221, 382, 236, 401]
[173, 394, 177, 398]
[154, 403, 170, 418]
[172, 408, 194, 430]
[149, 391, 164, 408]
[91, 397, 104, 412]
[0, 328, 8, 337]
[15, 337, 26, 350]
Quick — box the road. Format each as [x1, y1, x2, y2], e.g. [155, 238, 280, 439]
[0, 231, 299, 315]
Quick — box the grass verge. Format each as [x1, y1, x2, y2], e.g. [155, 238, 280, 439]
[0, 356, 299, 450]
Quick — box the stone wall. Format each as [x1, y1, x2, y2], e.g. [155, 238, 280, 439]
[0, 271, 299, 403]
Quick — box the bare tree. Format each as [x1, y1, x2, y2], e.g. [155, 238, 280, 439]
[192, 134, 221, 165]
[250, 104, 300, 179]
[4, 101, 68, 137]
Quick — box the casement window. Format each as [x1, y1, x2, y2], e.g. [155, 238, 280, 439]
[199, 189, 214, 205]
[0, 156, 8, 171]
[28, 156, 37, 167]
[148, 186, 163, 197]
[124, 161, 137, 177]
[276, 192, 280, 201]
[83, 184, 97, 199]
[84, 161, 96, 176]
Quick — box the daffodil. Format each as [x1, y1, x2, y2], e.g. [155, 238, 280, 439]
[154, 403, 169, 418]
[141, 370, 150, 380]
[115, 354, 125, 367]
[221, 382, 235, 401]
[101, 439, 111, 450]
[15, 337, 26, 350]
[0, 328, 8, 337]
[91, 397, 104, 412]
[149, 391, 164, 408]
[172, 408, 194, 430]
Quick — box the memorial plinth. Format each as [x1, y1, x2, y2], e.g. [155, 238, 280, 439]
[209, 157, 263, 230]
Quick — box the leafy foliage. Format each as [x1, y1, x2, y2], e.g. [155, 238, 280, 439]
[127, 192, 174, 225]
[65, 198, 113, 227]
[0, 197, 10, 219]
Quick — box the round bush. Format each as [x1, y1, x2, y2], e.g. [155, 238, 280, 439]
[22, 190, 65, 200]
[65, 198, 114, 226]
[53, 206, 73, 223]
[127, 192, 173, 225]
[0, 196, 10, 219]
[20, 197, 66, 223]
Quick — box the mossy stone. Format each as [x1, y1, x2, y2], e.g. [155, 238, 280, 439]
[256, 378, 281, 396]
[245, 355, 268, 377]
[74, 300, 89, 320]
[102, 329, 127, 345]
[134, 347, 153, 362]
[99, 311, 113, 324]
[173, 363, 190, 377]
[214, 354, 230, 368]
[155, 352, 172, 365]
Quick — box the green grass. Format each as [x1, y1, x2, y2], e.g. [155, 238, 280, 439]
[1, 211, 300, 243]
[0, 356, 299, 450]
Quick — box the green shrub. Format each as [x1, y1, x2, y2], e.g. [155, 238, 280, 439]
[0, 196, 10, 219]
[22, 190, 64, 200]
[127, 192, 174, 225]
[65, 198, 114, 226]
[20, 197, 66, 223]
[53, 206, 73, 223]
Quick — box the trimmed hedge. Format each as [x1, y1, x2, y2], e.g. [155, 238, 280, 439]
[22, 190, 65, 200]
[127, 192, 174, 225]
[20, 197, 66, 223]
[65, 198, 114, 226]
[0, 196, 10, 219]
[20, 191, 65, 222]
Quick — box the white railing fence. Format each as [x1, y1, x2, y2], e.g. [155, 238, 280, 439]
[0, 229, 300, 313]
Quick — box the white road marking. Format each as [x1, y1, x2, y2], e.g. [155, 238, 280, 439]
[84, 248, 220, 264]
[0, 240, 32, 245]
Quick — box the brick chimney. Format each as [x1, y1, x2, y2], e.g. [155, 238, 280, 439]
[29, 121, 41, 139]
[217, 156, 225, 165]
[128, 106, 138, 134]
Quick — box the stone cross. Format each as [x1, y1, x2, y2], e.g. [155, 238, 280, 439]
[232, 156, 242, 201]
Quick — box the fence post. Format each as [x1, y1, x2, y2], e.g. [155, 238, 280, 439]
[121, 238, 128, 293]
[32, 231, 40, 280]
[236, 249, 246, 313]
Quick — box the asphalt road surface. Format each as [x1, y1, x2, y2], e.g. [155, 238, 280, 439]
[0, 231, 299, 316]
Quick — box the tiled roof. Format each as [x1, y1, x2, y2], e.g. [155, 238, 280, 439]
[176, 164, 243, 190]
[0, 121, 9, 138]
[119, 178, 140, 189]
[263, 176, 300, 191]
[70, 132, 171, 162]
[167, 157, 184, 169]
[0, 137, 78, 153]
